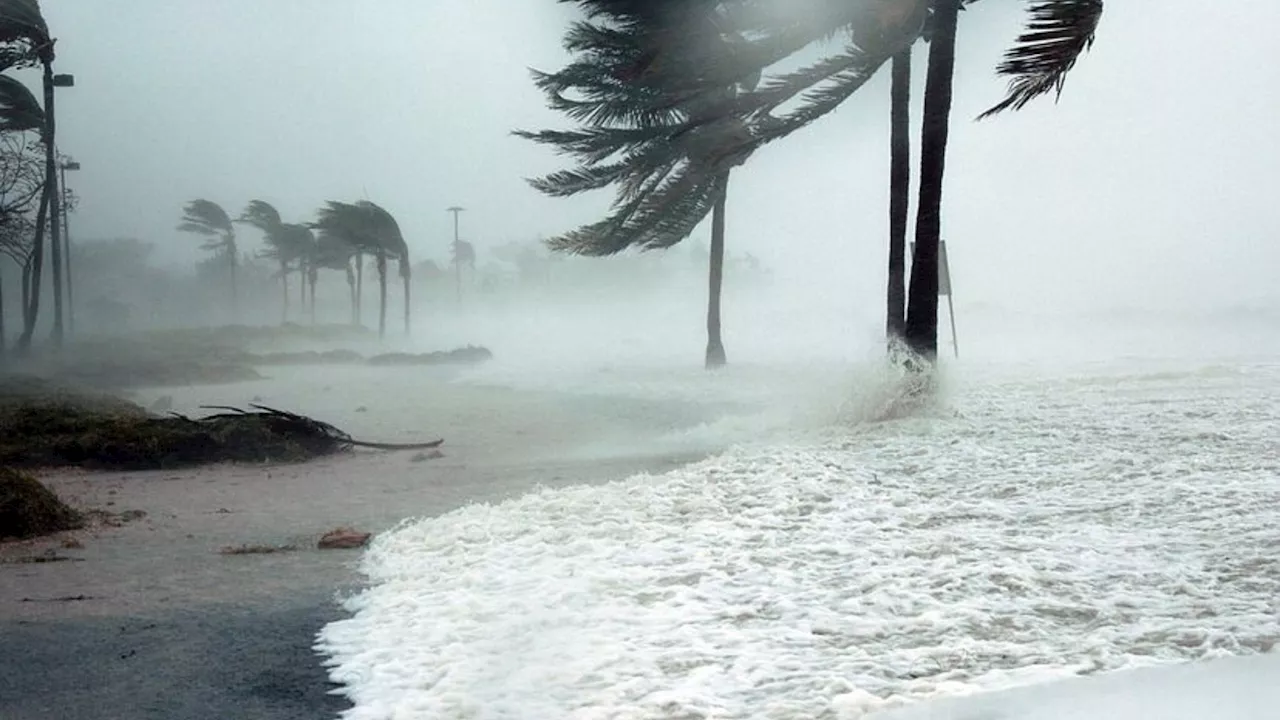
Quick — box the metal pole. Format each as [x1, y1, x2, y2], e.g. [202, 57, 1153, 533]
[447, 206, 464, 305]
[61, 164, 74, 336]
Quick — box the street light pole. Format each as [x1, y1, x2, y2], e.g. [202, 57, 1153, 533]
[446, 206, 465, 305]
[60, 159, 80, 336]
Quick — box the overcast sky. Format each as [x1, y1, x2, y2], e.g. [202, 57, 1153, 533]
[35, 0, 1280, 315]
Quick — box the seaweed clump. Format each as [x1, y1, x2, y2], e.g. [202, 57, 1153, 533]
[0, 467, 84, 540]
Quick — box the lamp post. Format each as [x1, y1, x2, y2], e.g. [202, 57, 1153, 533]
[446, 206, 464, 305]
[46, 72, 73, 346]
[60, 159, 80, 336]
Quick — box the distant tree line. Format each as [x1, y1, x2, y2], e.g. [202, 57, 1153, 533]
[178, 199, 412, 340]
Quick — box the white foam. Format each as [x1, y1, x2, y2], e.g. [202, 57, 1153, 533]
[317, 358, 1280, 719]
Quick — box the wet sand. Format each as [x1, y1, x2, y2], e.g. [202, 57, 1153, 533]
[0, 368, 717, 719]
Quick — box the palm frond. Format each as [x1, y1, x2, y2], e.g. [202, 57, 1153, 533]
[979, 0, 1103, 118]
[0, 73, 42, 132]
[178, 199, 233, 236]
[236, 199, 283, 234]
[0, 0, 50, 67]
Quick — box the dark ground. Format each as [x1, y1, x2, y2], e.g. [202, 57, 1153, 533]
[0, 597, 350, 720]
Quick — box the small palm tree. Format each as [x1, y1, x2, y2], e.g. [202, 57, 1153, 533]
[236, 200, 314, 323]
[177, 199, 237, 320]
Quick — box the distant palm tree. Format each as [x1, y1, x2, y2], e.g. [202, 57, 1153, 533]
[309, 231, 357, 322]
[236, 200, 313, 324]
[313, 201, 410, 339]
[177, 199, 237, 320]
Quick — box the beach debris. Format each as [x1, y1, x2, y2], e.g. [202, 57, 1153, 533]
[1, 467, 84, 540]
[219, 543, 299, 556]
[318, 527, 371, 550]
[1, 389, 444, 470]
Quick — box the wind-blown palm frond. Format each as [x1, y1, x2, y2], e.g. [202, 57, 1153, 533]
[979, 0, 1103, 118]
[0, 0, 50, 69]
[0, 73, 41, 131]
[237, 199, 283, 235]
[178, 199, 233, 236]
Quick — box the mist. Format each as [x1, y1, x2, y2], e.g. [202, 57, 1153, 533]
[21, 0, 1271, 376]
[5, 3, 1280, 720]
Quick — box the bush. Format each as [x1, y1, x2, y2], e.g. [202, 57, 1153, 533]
[0, 467, 84, 540]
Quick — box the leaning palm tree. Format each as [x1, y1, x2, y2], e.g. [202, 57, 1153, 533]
[313, 200, 410, 339]
[519, 0, 758, 368]
[310, 230, 357, 323]
[236, 200, 313, 324]
[0, 73, 45, 352]
[177, 199, 237, 320]
[549, 0, 1106, 363]
[1, 0, 67, 348]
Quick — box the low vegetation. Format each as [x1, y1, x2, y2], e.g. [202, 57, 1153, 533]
[0, 376, 442, 470]
[0, 467, 84, 540]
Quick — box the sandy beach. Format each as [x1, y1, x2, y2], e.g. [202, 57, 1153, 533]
[0, 365, 724, 720]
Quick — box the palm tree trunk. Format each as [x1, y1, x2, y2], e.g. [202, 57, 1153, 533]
[354, 252, 364, 326]
[0, 270, 6, 356]
[228, 240, 238, 323]
[705, 172, 729, 369]
[17, 182, 52, 354]
[42, 60, 64, 349]
[376, 250, 388, 340]
[279, 260, 289, 323]
[887, 48, 911, 346]
[309, 267, 318, 324]
[904, 0, 959, 363]
[346, 263, 357, 324]
[401, 262, 412, 336]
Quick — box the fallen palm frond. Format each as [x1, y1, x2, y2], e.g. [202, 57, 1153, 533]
[0, 394, 444, 470]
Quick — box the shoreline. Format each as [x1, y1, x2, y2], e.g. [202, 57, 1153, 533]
[1, 369, 724, 719]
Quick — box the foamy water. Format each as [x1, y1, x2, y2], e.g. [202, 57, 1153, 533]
[316, 356, 1280, 719]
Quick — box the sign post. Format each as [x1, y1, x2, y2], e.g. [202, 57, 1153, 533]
[910, 240, 959, 359]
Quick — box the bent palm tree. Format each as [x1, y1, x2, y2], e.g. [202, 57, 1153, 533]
[519, 0, 757, 368]
[0, 73, 45, 352]
[178, 199, 237, 320]
[313, 201, 410, 339]
[544, 0, 1105, 364]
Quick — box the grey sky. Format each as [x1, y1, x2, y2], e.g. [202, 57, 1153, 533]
[39, 0, 1280, 315]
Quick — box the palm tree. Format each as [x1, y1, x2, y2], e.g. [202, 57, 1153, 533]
[310, 231, 357, 322]
[236, 200, 314, 324]
[0, 0, 61, 352]
[0, 73, 43, 352]
[542, 0, 1105, 365]
[313, 200, 410, 339]
[519, 1, 757, 368]
[177, 199, 237, 320]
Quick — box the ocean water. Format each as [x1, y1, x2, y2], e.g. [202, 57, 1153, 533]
[315, 349, 1280, 719]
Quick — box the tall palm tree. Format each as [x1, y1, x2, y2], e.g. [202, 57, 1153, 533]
[0, 0, 60, 352]
[177, 199, 237, 320]
[519, 0, 757, 368]
[0, 73, 43, 352]
[313, 200, 410, 339]
[540, 0, 1105, 365]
